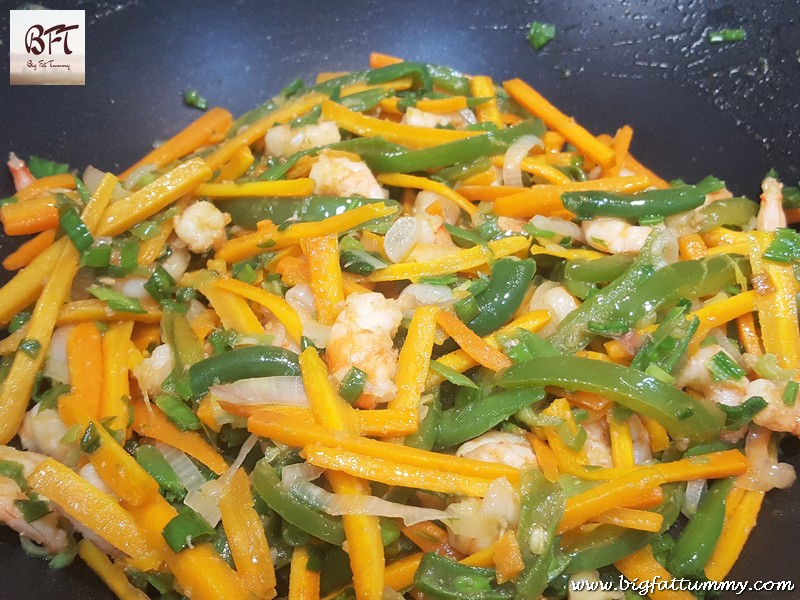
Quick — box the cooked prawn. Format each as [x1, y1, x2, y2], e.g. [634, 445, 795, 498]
[756, 176, 787, 232]
[325, 292, 403, 407]
[401, 107, 475, 129]
[456, 431, 538, 469]
[309, 151, 387, 199]
[582, 217, 652, 255]
[265, 121, 341, 157]
[445, 477, 519, 555]
[7, 152, 34, 191]
[173, 201, 231, 253]
[18, 404, 79, 467]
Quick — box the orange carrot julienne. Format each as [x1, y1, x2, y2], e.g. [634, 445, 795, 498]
[622, 151, 670, 189]
[591, 507, 664, 532]
[58, 322, 104, 426]
[503, 78, 615, 168]
[604, 125, 633, 177]
[678, 233, 708, 260]
[493, 530, 525, 584]
[528, 436, 560, 483]
[2, 228, 56, 270]
[119, 106, 233, 180]
[401, 522, 463, 559]
[369, 52, 404, 68]
[736, 312, 763, 356]
[15, 173, 76, 203]
[288, 546, 320, 600]
[615, 546, 696, 600]
[132, 398, 228, 474]
[303, 234, 345, 326]
[1, 195, 59, 236]
[470, 75, 504, 128]
[435, 310, 511, 371]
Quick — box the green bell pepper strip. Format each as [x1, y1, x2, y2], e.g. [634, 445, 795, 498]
[188, 346, 300, 396]
[432, 156, 493, 184]
[413, 552, 515, 600]
[222, 195, 400, 230]
[161, 307, 204, 373]
[561, 177, 724, 220]
[434, 387, 545, 450]
[134, 445, 187, 501]
[564, 482, 684, 574]
[498, 356, 725, 443]
[668, 476, 734, 577]
[366, 62, 471, 95]
[699, 197, 758, 232]
[631, 307, 699, 375]
[252, 460, 346, 546]
[467, 258, 537, 336]
[562, 255, 633, 298]
[515, 469, 567, 599]
[405, 393, 442, 452]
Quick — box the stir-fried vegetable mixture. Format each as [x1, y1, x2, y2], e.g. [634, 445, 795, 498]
[0, 51, 798, 600]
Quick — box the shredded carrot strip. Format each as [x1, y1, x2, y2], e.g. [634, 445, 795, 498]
[58, 322, 104, 426]
[489, 154, 571, 185]
[0, 238, 67, 326]
[204, 93, 326, 170]
[416, 96, 469, 113]
[491, 174, 652, 218]
[15, 173, 76, 203]
[369, 52, 404, 68]
[609, 414, 636, 468]
[321, 99, 479, 149]
[216, 202, 397, 263]
[591, 507, 664, 532]
[705, 489, 765, 581]
[530, 243, 606, 262]
[1, 194, 59, 235]
[540, 398, 589, 474]
[131, 398, 228, 474]
[503, 78, 615, 168]
[615, 545, 696, 600]
[706, 242, 749, 257]
[435, 310, 511, 371]
[220, 470, 277, 599]
[457, 185, 523, 201]
[197, 178, 315, 198]
[29, 458, 154, 560]
[120, 107, 233, 180]
[127, 493, 247, 600]
[78, 540, 151, 600]
[559, 471, 667, 534]
[388, 306, 437, 412]
[641, 416, 671, 453]
[427, 310, 550, 388]
[579, 449, 748, 483]
[604, 339, 633, 365]
[678, 233, 708, 260]
[529, 436, 560, 483]
[470, 75, 504, 128]
[99, 158, 212, 237]
[303, 234, 345, 326]
[604, 125, 633, 177]
[377, 172, 478, 216]
[368, 235, 530, 282]
[137, 220, 173, 264]
[736, 312, 763, 356]
[215, 146, 254, 182]
[288, 546, 320, 600]
[216, 278, 303, 343]
[493, 529, 525, 584]
[55, 299, 162, 325]
[299, 348, 384, 600]
[0, 174, 114, 444]
[702, 227, 748, 247]
[197, 277, 263, 334]
[248, 410, 519, 483]
[2, 228, 56, 270]
[401, 521, 462, 559]
[748, 231, 800, 371]
[689, 290, 758, 352]
[303, 443, 494, 497]
[101, 321, 135, 433]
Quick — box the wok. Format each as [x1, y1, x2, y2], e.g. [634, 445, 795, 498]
[0, 0, 798, 597]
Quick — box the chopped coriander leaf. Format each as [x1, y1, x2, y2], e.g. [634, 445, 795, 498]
[708, 351, 746, 382]
[17, 338, 41, 359]
[87, 285, 146, 314]
[528, 21, 557, 51]
[183, 88, 209, 111]
[708, 28, 746, 44]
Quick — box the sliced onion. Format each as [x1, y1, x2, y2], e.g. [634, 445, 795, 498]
[681, 478, 707, 518]
[383, 216, 423, 263]
[122, 162, 156, 190]
[82, 165, 106, 195]
[44, 326, 72, 384]
[289, 479, 450, 526]
[281, 462, 324, 489]
[210, 376, 308, 406]
[184, 488, 222, 527]
[153, 442, 205, 492]
[398, 283, 454, 308]
[502, 134, 542, 188]
[458, 108, 477, 125]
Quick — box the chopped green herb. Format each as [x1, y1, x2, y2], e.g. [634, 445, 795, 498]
[708, 28, 746, 44]
[339, 367, 368, 404]
[645, 363, 676, 385]
[783, 381, 799, 407]
[208, 328, 238, 354]
[232, 260, 259, 284]
[718, 395, 768, 429]
[8, 311, 31, 334]
[0, 460, 30, 492]
[522, 223, 556, 238]
[81, 245, 112, 268]
[14, 499, 52, 523]
[80, 422, 102, 454]
[183, 88, 209, 111]
[131, 221, 160, 241]
[58, 206, 94, 252]
[454, 294, 480, 323]
[87, 285, 146, 314]
[144, 265, 177, 302]
[161, 508, 216, 553]
[17, 338, 42, 359]
[154, 395, 201, 431]
[708, 351, 746, 382]
[417, 274, 458, 286]
[587, 320, 629, 336]
[528, 21, 557, 51]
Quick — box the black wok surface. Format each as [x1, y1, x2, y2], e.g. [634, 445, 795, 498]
[0, 1, 798, 598]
